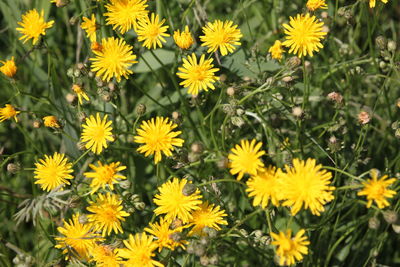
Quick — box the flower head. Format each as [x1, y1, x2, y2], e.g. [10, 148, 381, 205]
[176, 53, 220, 96]
[269, 40, 284, 61]
[0, 104, 20, 122]
[72, 84, 90, 105]
[134, 117, 184, 164]
[200, 20, 242, 56]
[154, 178, 202, 223]
[84, 161, 126, 193]
[246, 166, 281, 208]
[16, 9, 54, 45]
[145, 217, 187, 252]
[271, 229, 310, 266]
[173, 26, 194, 49]
[282, 13, 327, 57]
[277, 158, 335, 216]
[80, 113, 114, 154]
[136, 13, 170, 49]
[369, 0, 388, 8]
[357, 169, 397, 209]
[0, 57, 17, 77]
[189, 202, 228, 235]
[306, 0, 328, 11]
[34, 152, 74, 191]
[81, 14, 97, 42]
[43, 115, 61, 128]
[228, 139, 266, 180]
[91, 244, 123, 267]
[90, 37, 138, 82]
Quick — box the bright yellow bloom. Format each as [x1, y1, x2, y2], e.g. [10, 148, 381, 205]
[81, 14, 97, 42]
[105, 0, 149, 34]
[136, 13, 170, 49]
[306, 0, 328, 11]
[176, 53, 220, 96]
[246, 166, 281, 208]
[282, 13, 327, 57]
[228, 139, 266, 180]
[200, 20, 242, 56]
[90, 37, 137, 82]
[134, 117, 184, 164]
[0, 57, 17, 77]
[118, 233, 164, 267]
[357, 169, 397, 209]
[189, 202, 228, 235]
[87, 193, 130, 236]
[16, 9, 54, 45]
[154, 178, 202, 223]
[369, 0, 388, 8]
[145, 217, 187, 252]
[269, 40, 284, 61]
[43, 115, 60, 128]
[80, 113, 114, 154]
[34, 152, 74, 191]
[277, 158, 335, 216]
[84, 161, 126, 194]
[91, 244, 123, 267]
[55, 213, 103, 260]
[72, 84, 90, 105]
[271, 229, 310, 266]
[0, 104, 20, 122]
[173, 26, 194, 49]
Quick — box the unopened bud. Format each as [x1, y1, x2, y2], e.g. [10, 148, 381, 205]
[327, 92, 343, 104]
[77, 141, 86, 151]
[69, 16, 78, 25]
[66, 93, 77, 105]
[217, 157, 229, 169]
[286, 56, 301, 68]
[292, 106, 303, 118]
[202, 227, 217, 238]
[78, 214, 88, 224]
[7, 163, 21, 174]
[102, 93, 112, 102]
[136, 103, 146, 116]
[282, 76, 294, 83]
[226, 87, 235, 96]
[119, 180, 131, 190]
[388, 40, 397, 52]
[231, 116, 245, 127]
[108, 82, 116, 92]
[358, 111, 370, 125]
[33, 120, 41, 128]
[172, 111, 182, 124]
[133, 202, 145, 210]
[383, 210, 398, 224]
[78, 112, 87, 122]
[219, 74, 227, 82]
[191, 142, 204, 154]
[182, 183, 197, 196]
[375, 36, 387, 50]
[368, 217, 380, 230]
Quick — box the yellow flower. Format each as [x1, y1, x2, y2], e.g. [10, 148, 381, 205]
[90, 37, 138, 82]
[189, 202, 228, 235]
[246, 166, 281, 208]
[34, 152, 74, 191]
[43, 115, 61, 128]
[91, 244, 123, 267]
[277, 158, 335, 216]
[144, 217, 187, 252]
[154, 178, 202, 223]
[271, 229, 310, 266]
[80, 113, 114, 154]
[134, 117, 184, 164]
[0, 104, 20, 122]
[282, 13, 327, 57]
[16, 9, 54, 45]
[357, 169, 397, 209]
[0, 57, 17, 77]
[176, 53, 220, 96]
[173, 26, 194, 49]
[136, 13, 170, 49]
[268, 40, 284, 61]
[105, 0, 149, 34]
[369, 0, 388, 8]
[55, 213, 103, 260]
[200, 20, 242, 56]
[50, 0, 68, 7]
[81, 14, 97, 42]
[228, 139, 266, 180]
[72, 84, 90, 105]
[84, 161, 127, 194]
[306, 0, 328, 11]
[87, 193, 130, 236]
[118, 233, 164, 267]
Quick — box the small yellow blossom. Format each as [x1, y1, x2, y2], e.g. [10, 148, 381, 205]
[43, 115, 61, 128]
[271, 229, 310, 266]
[369, 0, 388, 8]
[16, 9, 54, 45]
[80, 113, 114, 154]
[173, 26, 194, 49]
[81, 14, 97, 42]
[136, 13, 170, 49]
[0, 57, 17, 77]
[0, 104, 20, 122]
[72, 84, 90, 105]
[269, 40, 284, 61]
[306, 0, 328, 11]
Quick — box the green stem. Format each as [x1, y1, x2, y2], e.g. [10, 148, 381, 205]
[198, 178, 246, 187]
[72, 149, 91, 166]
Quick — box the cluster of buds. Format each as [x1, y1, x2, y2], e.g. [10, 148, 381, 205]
[121, 192, 145, 213]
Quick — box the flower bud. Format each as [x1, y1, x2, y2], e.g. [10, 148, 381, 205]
[119, 180, 131, 190]
[133, 202, 145, 210]
[375, 36, 387, 50]
[32, 120, 42, 128]
[231, 116, 245, 127]
[358, 111, 370, 125]
[78, 214, 88, 224]
[202, 227, 217, 238]
[65, 93, 77, 105]
[383, 210, 398, 224]
[7, 163, 21, 174]
[387, 40, 397, 52]
[217, 157, 229, 169]
[182, 183, 197, 196]
[219, 74, 227, 82]
[368, 217, 380, 230]
[292, 106, 303, 118]
[286, 56, 301, 68]
[136, 103, 146, 116]
[327, 91, 343, 104]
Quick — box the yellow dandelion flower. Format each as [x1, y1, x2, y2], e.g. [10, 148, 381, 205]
[228, 139, 266, 181]
[0, 104, 20, 122]
[173, 26, 194, 49]
[80, 113, 114, 154]
[246, 166, 281, 208]
[87, 193, 130, 236]
[43, 115, 61, 128]
[90, 37, 138, 82]
[34, 152, 74, 192]
[118, 233, 164, 267]
[81, 14, 97, 42]
[306, 0, 328, 11]
[200, 20, 242, 56]
[357, 169, 397, 209]
[91, 244, 123, 267]
[369, 0, 388, 8]
[176, 53, 220, 96]
[136, 13, 170, 49]
[269, 40, 284, 61]
[104, 0, 149, 34]
[0, 57, 17, 78]
[84, 161, 127, 194]
[154, 177, 202, 223]
[189, 202, 228, 235]
[134, 117, 184, 164]
[144, 217, 187, 252]
[16, 9, 54, 45]
[277, 158, 335, 216]
[271, 229, 310, 266]
[55, 213, 103, 260]
[72, 84, 90, 105]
